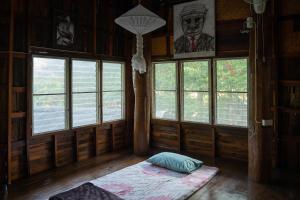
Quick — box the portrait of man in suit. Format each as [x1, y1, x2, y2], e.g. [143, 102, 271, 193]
[174, 0, 215, 58]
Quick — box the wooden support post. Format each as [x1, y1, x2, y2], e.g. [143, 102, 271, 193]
[131, 0, 153, 156]
[248, 1, 276, 183]
[133, 72, 149, 155]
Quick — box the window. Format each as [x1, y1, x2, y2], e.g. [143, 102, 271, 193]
[32, 56, 67, 134]
[182, 60, 210, 123]
[102, 62, 124, 122]
[151, 58, 248, 127]
[32, 56, 126, 135]
[72, 60, 99, 127]
[153, 62, 177, 120]
[215, 58, 248, 127]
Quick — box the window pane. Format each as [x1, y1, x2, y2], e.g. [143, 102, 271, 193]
[72, 60, 97, 93]
[103, 91, 123, 122]
[183, 61, 209, 91]
[72, 93, 97, 127]
[216, 92, 248, 127]
[155, 63, 176, 90]
[103, 62, 122, 91]
[33, 57, 66, 94]
[183, 92, 209, 123]
[33, 95, 66, 134]
[216, 59, 248, 92]
[155, 91, 176, 120]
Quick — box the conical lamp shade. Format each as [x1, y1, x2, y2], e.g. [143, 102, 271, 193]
[115, 4, 166, 35]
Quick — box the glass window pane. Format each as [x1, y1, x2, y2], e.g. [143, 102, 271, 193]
[33, 95, 66, 134]
[183, 92, 209, 123]
[102, 62, 122, 91]
[155, 63, 176, 90]
[155, 91, 176, 120]
[33, 57, 66, 94]
[216, 92, 248, 127]
[216, 59, 248, 92]
[183, 61, 209, 91]
[72, 93, 97, 127]
[72, 60, 97, 93]
[103, 91, 123, 122]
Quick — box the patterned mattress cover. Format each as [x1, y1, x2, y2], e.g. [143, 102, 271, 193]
[90, 161, 219, 200]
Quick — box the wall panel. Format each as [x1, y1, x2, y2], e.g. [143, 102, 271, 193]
[216, 0, 249, 21]
[279, 20, 300, 57]
[76, 128, 95, 162]
[55, 133, 75, 167]
[151, 121, 180, 151]
[113, 121, 127, 151]
[96, 126, 112, 155]
[182, 124, 213, 156]
[11, 141, 26, 180]
[216, 132, 248, 162]
[29, 136, 53, 175]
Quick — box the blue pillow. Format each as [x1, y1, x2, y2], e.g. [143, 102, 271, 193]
[147, 152, 203, 173]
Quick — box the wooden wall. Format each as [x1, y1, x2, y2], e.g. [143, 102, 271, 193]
[149, 0, 250, 162]
[0, 0, 134, 184]
[276, 0, 300, 170]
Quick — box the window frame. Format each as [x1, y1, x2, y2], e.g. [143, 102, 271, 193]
[151, 57, 249, 128]
[101, 60, 126, 123]
[31, 55, 126, 137]
[213, 57, 249, 128]
[152, 61, 179, 121]
[31, 55, 70, 135]
[180, 59, 212, 124]
[71, 58, 101, 128]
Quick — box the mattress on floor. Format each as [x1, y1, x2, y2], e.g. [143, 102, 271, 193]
[90, 161, 218, 200]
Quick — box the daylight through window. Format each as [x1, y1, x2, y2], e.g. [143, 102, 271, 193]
[33, 57, 67, 134]
[102, 62, 125, 122]
[215, 58, 248, 127]
[152, 58, 248, 127]
[153, 62, 177, 120]
[182, 60, 210, 123]
[32, 56, 125, 135]
[72, 60, 99, 127]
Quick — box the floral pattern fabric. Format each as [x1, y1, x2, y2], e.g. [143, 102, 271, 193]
[91, 161, 218, 200]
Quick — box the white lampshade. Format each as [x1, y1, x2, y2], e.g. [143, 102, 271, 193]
[115, 4, 166, 74]
[115, 4, 166, 35]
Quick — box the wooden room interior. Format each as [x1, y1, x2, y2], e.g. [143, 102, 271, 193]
[0, 0, 300, 199]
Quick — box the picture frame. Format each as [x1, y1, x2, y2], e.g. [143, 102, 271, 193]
[173, 0, 216, 59]
[53, 10, 76, 50]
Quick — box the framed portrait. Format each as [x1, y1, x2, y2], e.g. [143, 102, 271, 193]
[53, 10, 76, 49]
[173, 0, 215, 59]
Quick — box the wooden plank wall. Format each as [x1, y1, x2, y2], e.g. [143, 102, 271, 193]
[0, 0, 11, 185]
[0, 0, 133, 184]
[277, 0, 300, 170]
[150, 0, 250, 162]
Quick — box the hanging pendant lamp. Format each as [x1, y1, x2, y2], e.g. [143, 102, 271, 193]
[115, 3, 166, 74]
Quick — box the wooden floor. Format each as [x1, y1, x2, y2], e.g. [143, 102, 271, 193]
[2, 151, 300, 200]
